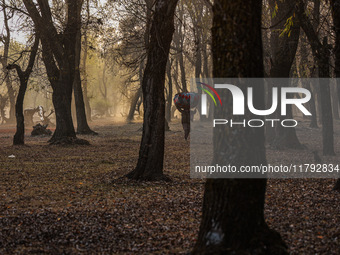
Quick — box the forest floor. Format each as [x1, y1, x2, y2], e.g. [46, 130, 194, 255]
[0, 117, 339, 254]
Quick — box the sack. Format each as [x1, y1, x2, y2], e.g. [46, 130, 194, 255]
[173, 92, 199, 110]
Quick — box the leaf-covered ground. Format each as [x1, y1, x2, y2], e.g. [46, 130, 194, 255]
[0, 118, 339, 254]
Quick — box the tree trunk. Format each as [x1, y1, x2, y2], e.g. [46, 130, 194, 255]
[172, 58, 183, 93]
[268, 0, 302, 149]
[7, 36, 39, 145]
[202, 43, 214, 121]
[127, 61, 144, 122]
[0, 3, 15, 123]
[331, 83, 339, 120]
[127, 87, 142, 122]
[74, 27, 96, 135]
[127, 0, 152, 123]
[299, 33, 318, 127]
[307, 82, 318, 128]
[82, 71, 92, 122]
[0, 95, 8, 124]
[192, 1, 287, 253]
[173, 9, 188, 93]
[331, 0, 340, 189]
[6, 79, 16, 123]
[334, 178, 340, 191]
[126, 0, 179, 181]
[314, 81, 323, 125]
[39, 34, 80, 144]
[23, 0, 88, 145]
[330, 0, 340, 80]
[50, 78, 77, 143]
[166, 58, 173, 122]
[202, 39, 210, 78]
[298, 1, 335, 155]
[82, 0, 92, 121]
[13, 78, 27, 145]
[179, 50, 188, 92]
[318, 40, 335, 155]
[194, 37, 202, 80]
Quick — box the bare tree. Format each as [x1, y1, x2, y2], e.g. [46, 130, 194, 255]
[7, 35, 39, 145]
[0, 0, 16, 123]
[297, 0, 335, 155]
[23, 0, 88, 144]
[126, 0, 179, 180]
[81, 0, 92, 122]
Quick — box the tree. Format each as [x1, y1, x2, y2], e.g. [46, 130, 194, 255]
[7, 35, 39, 145]
[172, 3, 188, 93]
[104, 0, 154, 122]
[23, 0, 88, 144]
[297, 0, 335, 155]
[330, 0, 340, 189]
[192, 0, 288, 254]
[0, 94, 9, 124]
[0, 0, 16, 123]
[126, 0, 179, 180]
[331, 0, 340, 105]
[165, 57, 173, 122]
[268, 0, 303, 149]
[298, 34, 318, 128]
[73, 10, 97, 135]
[81, 0, 93, 122]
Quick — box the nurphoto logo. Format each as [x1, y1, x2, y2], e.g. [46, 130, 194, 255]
[199, 82, 312, 128]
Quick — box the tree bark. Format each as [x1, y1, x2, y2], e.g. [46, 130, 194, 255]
[192, 1, 287, 254]
[126, 0, 179, 181]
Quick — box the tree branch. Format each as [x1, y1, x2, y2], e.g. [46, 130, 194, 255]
[296, 0, 323, 59]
